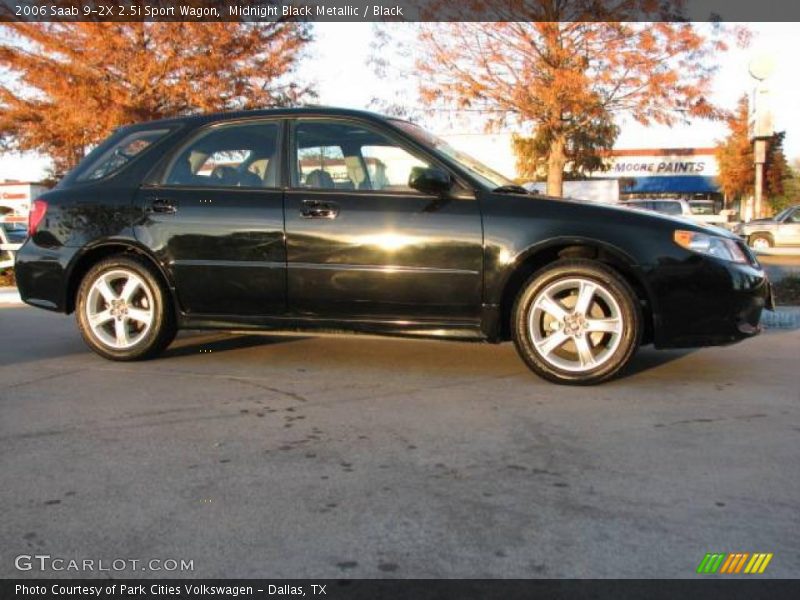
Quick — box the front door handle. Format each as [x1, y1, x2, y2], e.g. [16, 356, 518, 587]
[300, 199, 339, 219]
[149, 197, 178, 214]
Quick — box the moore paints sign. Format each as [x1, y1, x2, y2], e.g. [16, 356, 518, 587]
[594, 148, 718, 178]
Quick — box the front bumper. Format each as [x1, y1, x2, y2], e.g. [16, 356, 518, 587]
[647, 255, 771, 349]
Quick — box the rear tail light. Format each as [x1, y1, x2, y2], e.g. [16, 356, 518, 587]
[28, 199, 47, 237]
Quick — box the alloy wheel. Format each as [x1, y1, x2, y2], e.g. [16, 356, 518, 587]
[85, 269, 154, 349]
[528, 277, 624, 373]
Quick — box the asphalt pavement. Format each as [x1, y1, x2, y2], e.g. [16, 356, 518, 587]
[1, 306, 798, 578]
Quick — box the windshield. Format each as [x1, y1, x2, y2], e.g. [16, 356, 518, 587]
[390, 119, 515, 189]
[774, 206, 794, 221]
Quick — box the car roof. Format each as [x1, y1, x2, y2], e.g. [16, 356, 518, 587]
[120, 106, 401, 132]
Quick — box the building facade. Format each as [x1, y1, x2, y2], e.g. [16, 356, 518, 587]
[589, 148, 721, 203]
[0, 181, 49, 214]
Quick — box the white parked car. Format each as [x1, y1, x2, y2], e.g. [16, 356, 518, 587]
[733, 205, 800, 250]
[620, 198, 732, 227]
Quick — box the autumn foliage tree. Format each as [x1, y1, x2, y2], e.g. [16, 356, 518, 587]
[418, 1, 735, 196]
[0, 20, 313, 177]
[765, 131, 789, 200]
[512, 114, 618, 182]
[715, 95, 754, 205]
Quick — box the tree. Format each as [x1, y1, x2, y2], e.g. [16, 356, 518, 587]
[715, 95, 754, 204]
[418, 3, 734, 196]
[0, 20, 313, 177]
[765, 130, 788, 199]
[512, 114, 618, 183]
[765, 143, 798, 214]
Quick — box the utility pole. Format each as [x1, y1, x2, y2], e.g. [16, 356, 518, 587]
[748, 55, 775, 220]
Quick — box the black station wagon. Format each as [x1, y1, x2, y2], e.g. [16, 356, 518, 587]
[15, 108, 773, 384]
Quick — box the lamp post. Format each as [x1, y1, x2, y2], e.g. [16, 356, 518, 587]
[748, 55, 775, 220]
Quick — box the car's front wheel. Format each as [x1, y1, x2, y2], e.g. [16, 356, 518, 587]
[76, 255, 176, 361]
[512, 260, 642, 385]
[748, 234, 773, 251]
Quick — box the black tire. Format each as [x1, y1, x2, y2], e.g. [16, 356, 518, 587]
[512, 259, 642, 385]
[748, 234, 773, 250]
[75, 255, 176, 361]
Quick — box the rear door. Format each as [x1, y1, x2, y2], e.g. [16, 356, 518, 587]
[135, 119, 286, 316]
[284, 117, 483, 322]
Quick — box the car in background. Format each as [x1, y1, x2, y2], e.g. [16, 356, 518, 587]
[734, 205, 800, 250]
[1, 221, 27, 245]
[1, 205, 28, 268]
[620, 198, 733, 228]
[14, 107, 772, 385]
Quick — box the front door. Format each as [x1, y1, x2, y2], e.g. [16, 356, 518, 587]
[135, 119, 286, 316]
[284, 118, 483, 322]
[776, 207, 800, 246]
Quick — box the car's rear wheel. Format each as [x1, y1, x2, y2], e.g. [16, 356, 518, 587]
[749, 234, 773, 251]
[512, 260, 641, 385]
[76, 255, 176, 360]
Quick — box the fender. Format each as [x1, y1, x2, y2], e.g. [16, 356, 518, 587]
[64, 236, 182, 317]
[483, 235, 661, 341]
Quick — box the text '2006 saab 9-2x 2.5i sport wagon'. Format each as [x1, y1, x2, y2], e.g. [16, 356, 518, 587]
[15, 108, 774, 385]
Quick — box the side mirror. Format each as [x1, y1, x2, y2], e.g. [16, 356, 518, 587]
[408, 166, 452, 195]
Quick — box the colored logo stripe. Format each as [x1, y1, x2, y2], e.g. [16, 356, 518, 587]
[745, 553, 773, 574]
[720, 553, 749, 573]
[697, 553, 725, 573]
[697, 553, 773, 574]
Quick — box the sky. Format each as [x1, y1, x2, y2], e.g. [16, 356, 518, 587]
[1, 21, 799, 182]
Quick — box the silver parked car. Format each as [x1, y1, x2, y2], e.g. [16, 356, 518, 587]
[620, 198, 731, 227]
[734, 205, 800, 250]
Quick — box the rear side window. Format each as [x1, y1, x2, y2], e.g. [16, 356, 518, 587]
[77, 129, 170, 181]
[164, 121, 280, 188]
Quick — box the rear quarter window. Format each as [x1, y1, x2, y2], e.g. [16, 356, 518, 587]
[76, 128, 171, 182]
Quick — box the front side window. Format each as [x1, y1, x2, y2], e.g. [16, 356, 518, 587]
[293, 120, 431, 193]
[165, 121, 280, 188]
[78, 129, 170, 181]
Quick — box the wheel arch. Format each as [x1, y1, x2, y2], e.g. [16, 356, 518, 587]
[495, 238, 656, 344]
[65, 240, 177, 316]
[748, 231, 774, 245]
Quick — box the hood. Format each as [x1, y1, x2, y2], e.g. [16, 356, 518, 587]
[556, 195, 738, 238]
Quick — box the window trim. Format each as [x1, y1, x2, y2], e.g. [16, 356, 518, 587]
[156, 117, 285, 191]
[287, 116, 473, 198]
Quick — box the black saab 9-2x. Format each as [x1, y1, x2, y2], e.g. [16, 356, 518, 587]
[15, 108, 773, 384]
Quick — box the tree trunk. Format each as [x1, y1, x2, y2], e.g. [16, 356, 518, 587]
[547, 134, 566, 197]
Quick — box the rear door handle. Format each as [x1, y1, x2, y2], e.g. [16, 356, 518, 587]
[149, 197, 178, 214]
[300, 199, 339, 219]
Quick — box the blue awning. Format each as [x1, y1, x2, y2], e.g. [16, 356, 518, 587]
[624, 176, 719, 194]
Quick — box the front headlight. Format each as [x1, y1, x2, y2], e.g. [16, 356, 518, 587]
[673, 230, 748, 263]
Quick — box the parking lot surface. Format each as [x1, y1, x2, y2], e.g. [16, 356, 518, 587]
[1, 306, 798, 578]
